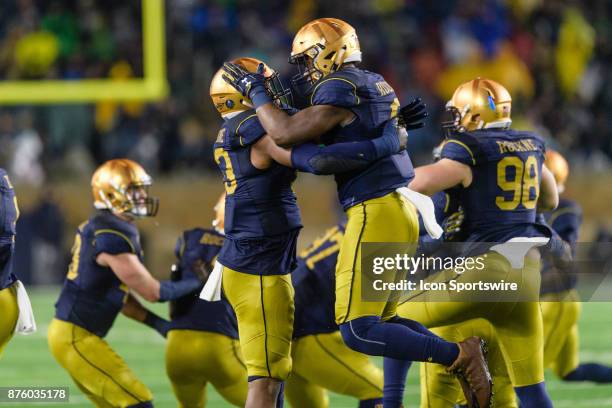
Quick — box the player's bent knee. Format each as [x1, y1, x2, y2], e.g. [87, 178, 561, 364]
[339, 317, 384, 355]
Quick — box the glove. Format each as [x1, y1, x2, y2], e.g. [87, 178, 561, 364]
[398, 97, 428, 130]
[159, 278, 202, 302]
[443, 209, 464, 240]
[222, 62, 272, 109]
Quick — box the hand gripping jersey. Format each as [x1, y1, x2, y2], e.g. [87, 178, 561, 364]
[213, 109, 302, 275]
[440, 129, 551, 252]
[309, 66, 414, 210]
[292, 224, 345, 338]
[0, 169, 19, 289]
[539, 198, 582, 294]
[55, 211, 143, 337]
[169, 228, 238, 338]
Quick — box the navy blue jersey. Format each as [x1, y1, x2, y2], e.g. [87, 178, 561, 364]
[441, 129, 550, 250]
[418, 189, 463, 255]
[214, 110, 302, 275]
[540, 198, 582, 294]
[55, 211, 142, 337]
[292, 225, 345, 338]
[169, 228, 238, 338]
[0, 169, 19, 289]
[309, 67, 414, 210]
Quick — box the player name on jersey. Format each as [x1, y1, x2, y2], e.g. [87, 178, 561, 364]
[496, 139, 539, 154]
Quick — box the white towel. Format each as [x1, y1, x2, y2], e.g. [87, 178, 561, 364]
[14, 281, 37, 334]
[200, 260, 223, 301]
[490, 237, 550, 268]
[396, 187, 443, 239]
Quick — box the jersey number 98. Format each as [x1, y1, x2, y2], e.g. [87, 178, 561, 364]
[496, 155, 539, 210]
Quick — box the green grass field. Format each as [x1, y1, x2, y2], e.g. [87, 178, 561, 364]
[2, 288, 612, 407]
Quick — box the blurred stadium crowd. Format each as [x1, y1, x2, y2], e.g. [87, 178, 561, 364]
[0, 0, 610, 187]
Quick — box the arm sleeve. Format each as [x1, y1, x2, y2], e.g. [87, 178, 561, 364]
[291, 118, 400, 175]
[94, 230, 136, 255]
[291, 140, 378, 175]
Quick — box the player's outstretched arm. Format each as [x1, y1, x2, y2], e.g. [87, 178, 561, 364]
[97, 252, 202, 303]
[409, 159, 472, 196]
[538, 164, 559, 211]
[121, 293, 170, 338]
[255, 118, 406, 174]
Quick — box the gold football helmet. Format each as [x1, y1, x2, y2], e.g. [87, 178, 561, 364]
[289, 18, 361, 86]
[91, 159, 159, 217]
[443, 78, 512, 133]
[212, 192, 226, 234]
[210, 57, 289, 116]
[545, 150, 569, 193]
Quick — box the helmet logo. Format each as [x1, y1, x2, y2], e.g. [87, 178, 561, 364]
[225, 100, 234, 109]
[487, 94, 496, 111]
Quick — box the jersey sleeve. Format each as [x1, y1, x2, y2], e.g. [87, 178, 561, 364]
[441, 135, 478, 166]
[223, 114, 266, 150]
[310, 77, 360, 108]
[94, 229, 137, 255]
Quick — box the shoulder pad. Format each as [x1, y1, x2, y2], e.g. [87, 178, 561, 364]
[223, 110, 266, 150]
[310, 71, 360, 108]
[92, 212, 140, 254]
[441, 132, 480, 166]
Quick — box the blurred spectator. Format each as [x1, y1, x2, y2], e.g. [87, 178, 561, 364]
[0, 0, 608, 179]
[10, 109, 44, 186]
[14, 189, 65, 285]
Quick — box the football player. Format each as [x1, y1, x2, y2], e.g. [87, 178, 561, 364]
[288, 224, 384, 408]
[165, 198, 247, 408]
[0, 168, 36, 358]
[221, 18, 491, 408]
[405, 166, 517, 408]
[209, 56, 409, 408]
[540, 150, 612, 383]
[402, 78, 558, 408]
[48, 159, 203, 408]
